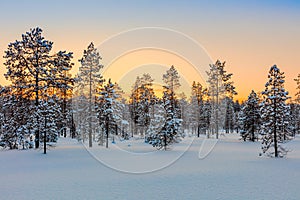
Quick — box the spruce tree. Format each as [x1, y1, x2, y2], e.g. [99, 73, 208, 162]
[4, 27, 53, 148]
[240, 90, 260, 142]
[289, 103, 299, 136]
[51, 51, 74, 137]
[35, 96, 61, 154]
[294, 74, 300, 135]
[190, 81, 207, 136]
[146, 100, 166, 143]
[295, 74, 300, 104]
[260, 65, 291, 157]
[112, 83, 127, 138]
[233, 100, 242, 133]
[1, 87, 25, 149]
[77, 42, 104, 147]
[129, 74, 155, 137]
[178, 92, 189, 134]
[96, 79, 118, 148]
[206, 60, 237, 139]
[147, 66, 182, 150]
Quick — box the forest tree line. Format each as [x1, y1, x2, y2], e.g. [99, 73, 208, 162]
[0, 27, 299, 157]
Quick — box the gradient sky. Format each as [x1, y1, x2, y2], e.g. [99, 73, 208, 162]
[0, 0, 299, 101]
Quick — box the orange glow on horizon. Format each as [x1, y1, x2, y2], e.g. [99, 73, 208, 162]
[0, 31, 298, 102]
[102, 48, 207, 98]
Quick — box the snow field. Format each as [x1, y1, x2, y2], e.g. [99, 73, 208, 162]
[1, 134, 300, 200]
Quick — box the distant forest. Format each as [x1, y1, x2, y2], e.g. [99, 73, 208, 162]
[1, 27, 299, 157]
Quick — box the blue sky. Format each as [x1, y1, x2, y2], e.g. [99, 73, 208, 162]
[0, 0, 299, 100]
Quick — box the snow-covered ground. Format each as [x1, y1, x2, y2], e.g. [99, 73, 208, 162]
[1, 134, 300, 200]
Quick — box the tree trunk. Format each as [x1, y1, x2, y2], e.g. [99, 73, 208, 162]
[216, 77, 219, 139]
[274, 126, 278, 157]
[106, 119, 109, 148]
[35, 71, 40, 149]
[164, 133, 167, 151]
[44, 117, 47, 154]
[274, 90, 278, 157]
[88, 68, 92, 148]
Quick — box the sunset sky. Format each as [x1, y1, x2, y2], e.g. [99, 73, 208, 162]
[0, 0, 299, 101]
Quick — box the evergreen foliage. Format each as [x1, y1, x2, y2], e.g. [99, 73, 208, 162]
[260, 65, 291, 157]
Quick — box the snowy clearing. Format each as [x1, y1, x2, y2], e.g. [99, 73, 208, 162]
[1, 134, 300, 200]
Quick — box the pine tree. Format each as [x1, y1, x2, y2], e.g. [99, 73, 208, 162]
[96, 79, 118, 148]
[3, 27, 75, 149]
[111, 83, 126, 138]
[1, 88, 23, 149]
[206, 60, 237, 139]
[178, 92, 189, 134]
[73, 89, 89, 142]
[240, 90, 261, 141]
[147, 66, 182, 150]
[146, 100, 166, 143]
[0, 85, 34, 149]
[289, 103, 299, 136]
[96, 81, 128, 141]
[190, 81, 207, 136]
[260, 65, 291, 157]
[233, 100, 242, 133]
[129, 76, 141, 135]
[118, 98, 130, 139]
[77, 42, 104, 147]
[295, 74, 300, 104]
[224, 97, 235, 133]
[35, 96, 61, 154]
[129, 74, 155, 137]
[0, 86, 4, 145]
[51, 51, 74, 137]
[4, 27, 53, 148]
[294, 74, 300, 135]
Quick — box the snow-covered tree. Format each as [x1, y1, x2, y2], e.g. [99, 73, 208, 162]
[96, 79, 118, 148]
[129, 76, 141, 135]
[224, 97, 235, 133]
[35, 96, 61, 154]
[190, 81, 208, 136]
[0, 87, 30, 149]
[260, 65, 291, 157]
[146, 100, 166, 143]
[288, 103, 299, 136]
[293, 74, 300, 135]
[240, 90, 261, 141]
[233, 100, 242, 133]
[77, 42, 104, 147]
[129, 74, 155, 137]
[0, 86, 4, 140]
[118, 98, 130, 139]
[147, 66, 182, 150]
[97, 81, 128, 141]
[1, 95, 20, 149]
[3, 27, 75, 149]
[4, 27, 53, 148]
[206, 60, 237, 139]
[112, 83, 127, 136]
[51, 51, 74, 137]
[178, 92, 189, 134]
[73, 90, 89, 142]
[295, 74, 300, 104]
